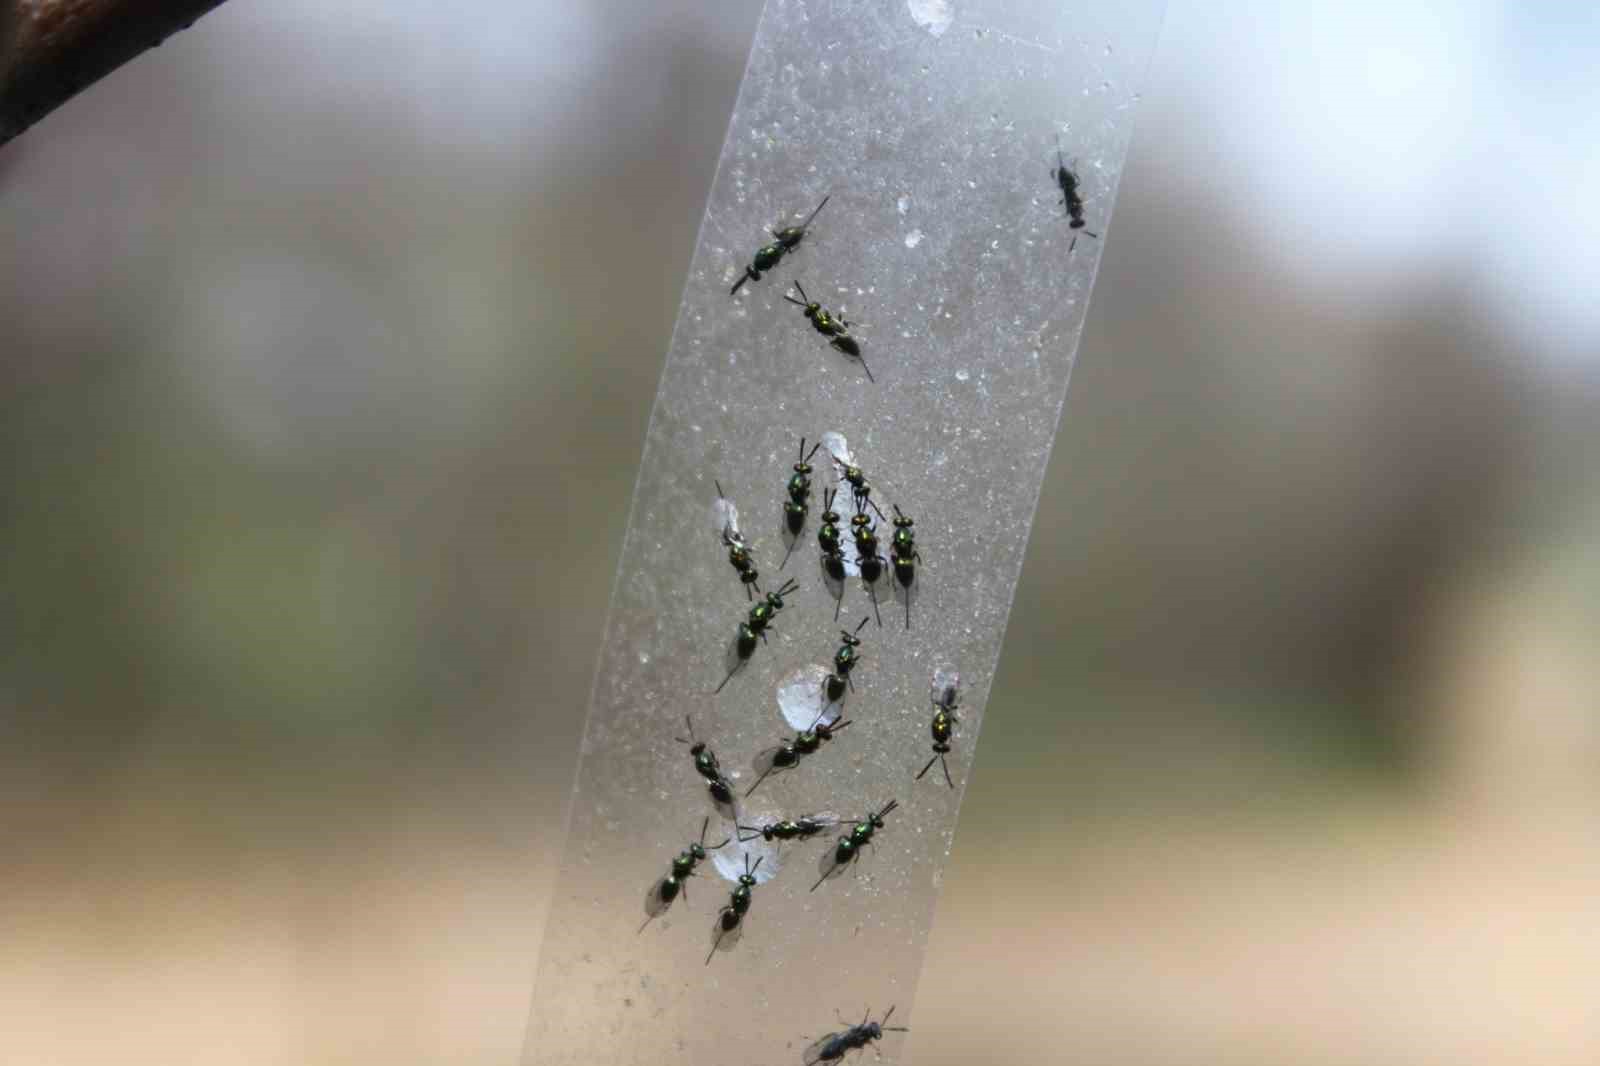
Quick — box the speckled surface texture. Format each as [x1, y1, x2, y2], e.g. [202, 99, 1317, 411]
[522, 1, 1163, 1062]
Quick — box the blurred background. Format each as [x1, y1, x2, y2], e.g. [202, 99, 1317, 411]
[2, 0, 1596, 1063]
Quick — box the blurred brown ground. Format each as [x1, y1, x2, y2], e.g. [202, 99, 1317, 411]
[2, 1, 1596, 1063]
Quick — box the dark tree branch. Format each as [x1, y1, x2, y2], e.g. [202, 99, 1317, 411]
[0, 0, 230, 147]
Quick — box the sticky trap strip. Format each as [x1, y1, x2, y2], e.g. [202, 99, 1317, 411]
[522, 1, 1165, 1062]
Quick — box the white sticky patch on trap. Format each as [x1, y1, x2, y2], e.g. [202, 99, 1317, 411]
[907, 0, 954, 37]
[712, 837, 780, 885]
[776, 663, 841, 731]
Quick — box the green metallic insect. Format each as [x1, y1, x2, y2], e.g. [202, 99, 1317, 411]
[822, 432, 886, 522]
[736, 811, 841, 846]
[675, 714, 737, 817]
[812, 799, 899, 891]
[817, 488, 849, 622]
[784, 280, 874, 382]
[888, 504, 919, 630]
[640, 816, 730, 931]
[730, 196, 829, 295]
[707, 850, 766, 963]
[781, 436, 825, 570]
[850, 500, 886, 629]
[916, 666, 961, 789]
[715, 578, 800, 694]
[745, 712, 854, 798]
[713, 480, 759, 599]
[824, 616, 869, 703]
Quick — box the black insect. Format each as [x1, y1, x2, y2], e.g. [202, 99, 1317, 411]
[850, 501, 886, 629]
[746, 713, 853, 798]
[640, 816, 730, 932]
[781, 436, 824, 570]
[802, 1006, 910, 1065]
[730, 196, 830, 295]
[784, 280, 874, 382]
[812, 799, 899, 891]
[888, 504, 919, 630]
[1053, 139, 1100, 252]
[713, 480, 759, 599]
[824, 616, 869, 703]
[715, 578, 801, 694]
[817, 488, 848, 621]
[676, 714, 736, 816]
[736, 811, 841, 845]
[707, 850, 765, 963]
[916, 666, 961, 789]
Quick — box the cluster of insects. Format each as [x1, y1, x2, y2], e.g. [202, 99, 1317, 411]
[632, 142, 1094, 1058]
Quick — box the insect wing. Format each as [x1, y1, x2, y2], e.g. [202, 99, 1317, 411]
[814, 839, 853, 888]
[824, 544, 861, 581]
[796, 811, 842, 836]
[802, 1031, 847, 1065]
[777, 663, 839, 731]
[892, 571, 916, 621]
[712, 493, 742, 541]
[643, 875, 679, 920]
[751, 743, 795, 781]
[930, 665, 961, 710]
[708, 777, 739, 821]
[712, 840, 780, 885]
[708, 907, 745, 957]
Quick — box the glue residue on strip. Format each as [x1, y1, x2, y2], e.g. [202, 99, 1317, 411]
[908, 0, 954, 37]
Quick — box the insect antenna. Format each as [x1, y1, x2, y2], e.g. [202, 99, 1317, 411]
[797, 195, 829, 231]
[699, 816, 731, 850]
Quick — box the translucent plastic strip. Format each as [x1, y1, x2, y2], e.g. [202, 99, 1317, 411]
[522, 1, 1164, 1062]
